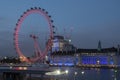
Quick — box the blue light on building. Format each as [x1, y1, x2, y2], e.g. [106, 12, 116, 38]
[49, 35, 119, 66]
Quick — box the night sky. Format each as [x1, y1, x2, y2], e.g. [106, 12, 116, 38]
[0, 0, 120, 57]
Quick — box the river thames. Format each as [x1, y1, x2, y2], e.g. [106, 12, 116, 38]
[0, 65, 119, 80]
[45, 67, 119, 80]
[21, 66, 119, 80]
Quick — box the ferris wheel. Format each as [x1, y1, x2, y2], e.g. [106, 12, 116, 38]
[14, 7, 55, 63]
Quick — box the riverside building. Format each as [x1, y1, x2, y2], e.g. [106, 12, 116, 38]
[49, 35, 120, 66]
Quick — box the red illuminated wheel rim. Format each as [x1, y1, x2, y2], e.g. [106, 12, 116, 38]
[14, 7, 54, 62]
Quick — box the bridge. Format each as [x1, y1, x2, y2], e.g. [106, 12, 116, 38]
[0, 63, 51, 80]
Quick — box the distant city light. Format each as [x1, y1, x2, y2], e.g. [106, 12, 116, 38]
[114, 70, 117, 73]
[69, 39, 71, 42]
[75, 72, 77, 75]
[19, 67, 22, 70]
[81, 71, 85, 74]
[23, 67, 27, 70]
[97, 60, 100, 64]
[65, 70, 69, 74]
[10, 66, 13, 69]
[4, 56, 7, 59]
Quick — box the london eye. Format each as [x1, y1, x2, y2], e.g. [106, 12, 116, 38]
[14, 7, 55, 63]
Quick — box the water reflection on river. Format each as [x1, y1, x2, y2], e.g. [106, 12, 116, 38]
[71, 68, 119, 80]
[46, 67, 120, 80]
